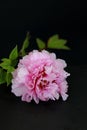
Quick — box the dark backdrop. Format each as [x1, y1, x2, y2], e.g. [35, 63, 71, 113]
[0, 0, 86, 65]
[0, 1, 87, 130]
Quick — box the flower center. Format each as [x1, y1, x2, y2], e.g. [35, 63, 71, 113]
[39, 80, 49, 90]
[34, 68, 50, 90]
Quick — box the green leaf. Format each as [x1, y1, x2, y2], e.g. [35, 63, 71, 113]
[0, 59, 11, 70]
[48, 35, 70, 50]
[0, 68, 6, 84]
[1, 58, 9, 62]
[7, 66, 15, 73]
[20, 32, 30, 56]
[11, 59, 18, 67]
[48, 34, 59, 43]
[9, 45, 18, 60]
[36, 38, 46, 50]
[6, 72, 12, 86]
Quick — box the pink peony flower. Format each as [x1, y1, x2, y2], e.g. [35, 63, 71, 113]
[11, 50, 70, 104]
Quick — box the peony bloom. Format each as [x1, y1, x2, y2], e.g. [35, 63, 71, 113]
[11, 50, 70, 104]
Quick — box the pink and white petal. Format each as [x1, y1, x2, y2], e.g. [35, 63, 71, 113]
[11, 85, 28, 97]
[61, 93, 69, 101]
[33, 95, 39, 104]
[45, 66, 53, 74]
[56, 59, 67, 69]
[50, 53, 56, 60]
[17, 67, 28, 79]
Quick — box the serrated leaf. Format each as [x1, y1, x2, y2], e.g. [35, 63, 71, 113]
[6, 72, 12, 86]
[59, 45, 70, 50]
[0, 68, 6, 84]
[7, 66, 15, 73]
[48, 34, 59, 43]
[20, 32, 30, 56]
[11, 59, 18, 67]
[48, 38, 70, 50]
[1, 58, 9, 62]
[9, 45, 18, 60]
[0, 59, 11, 70]
[36, 38, 46, 50]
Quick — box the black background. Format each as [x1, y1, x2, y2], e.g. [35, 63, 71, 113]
[0, 1, 87, 130]
[0, 0, 86, 65]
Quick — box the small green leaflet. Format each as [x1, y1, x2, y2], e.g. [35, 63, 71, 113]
[36, 34, 70, 50]
[0, 59, 11, 70]
[0, 52, 15, 86]
[1, 58, 10, 62]
[20, 32, 30, 56]
[6, 72, 12, 86]
[11, 59, 18, 67]
[0, 58, 15, 71]
[36, 38, 46, 50]
[0, 63, 14, 85]
[47, 34, 70, 50]
[48, 34, 59, 43]
[0, 68, 6, 84]
[6, 66, 15, 73]
[9, 45, 18, 60]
